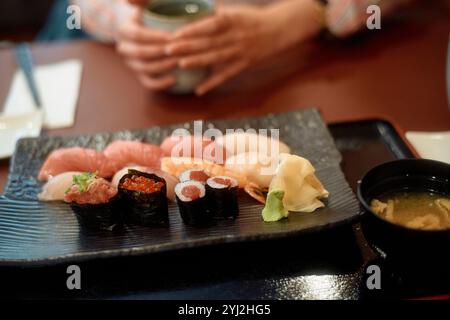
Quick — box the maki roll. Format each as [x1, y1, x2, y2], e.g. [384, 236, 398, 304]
[179, 168, 209, 184]
[118, 169, 169, 226]
[206, 176, 239, 219]
[175, 181, 212, 226]
[64, 172, 122, 231]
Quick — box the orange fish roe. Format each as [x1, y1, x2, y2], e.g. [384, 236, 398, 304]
[122, 175, 164, 193]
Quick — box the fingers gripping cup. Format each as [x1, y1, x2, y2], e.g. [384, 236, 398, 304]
[143, 0, 215, 94]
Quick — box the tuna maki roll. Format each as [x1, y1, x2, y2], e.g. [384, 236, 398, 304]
[206, 176, 239, 219]
[179, 169, 209, 184]
[118, 169, 169, 226]
[175, 181, 212, 225]
[64, 172, 122, 231]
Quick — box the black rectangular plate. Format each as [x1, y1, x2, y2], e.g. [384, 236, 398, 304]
[0, 109, 360, 266]
[3, 119, 440, 301]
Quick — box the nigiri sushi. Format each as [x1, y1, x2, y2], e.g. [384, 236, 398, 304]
[112, 166, 178, 202]
[38, 148, 115, 181]
[38, 171, 83, 201]
[38, 140, 164, 181]
[103, 140, 163, 171]
[160, 135, 227, 164]
[225, 152, 277, 189]
[214, 132, 290, 158]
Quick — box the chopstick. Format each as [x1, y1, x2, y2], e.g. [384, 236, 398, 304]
[14, 43, 42, 109]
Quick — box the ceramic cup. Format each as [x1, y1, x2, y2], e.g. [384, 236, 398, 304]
[143, 0, 215, 94]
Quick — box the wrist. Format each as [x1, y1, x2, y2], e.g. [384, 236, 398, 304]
[263, 0, 324, 52]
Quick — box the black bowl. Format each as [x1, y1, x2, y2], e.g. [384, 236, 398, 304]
[357, 159, 450, 263]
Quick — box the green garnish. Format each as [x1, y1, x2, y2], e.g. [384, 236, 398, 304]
[262, 189, 289, 222]
[70, 172, 96, 193]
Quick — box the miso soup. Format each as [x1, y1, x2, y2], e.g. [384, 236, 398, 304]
[371, 192, 450, 231]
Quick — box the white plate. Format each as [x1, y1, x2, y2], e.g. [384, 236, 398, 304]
[406, 131, 450, 164]
[0, 110, 43, 159]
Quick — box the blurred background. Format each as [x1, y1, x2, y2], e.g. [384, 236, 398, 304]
[1, 0, 449, 42]
[0, 0, 54, 42]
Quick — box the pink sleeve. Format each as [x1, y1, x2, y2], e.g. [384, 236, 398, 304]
[71, 0, 137, 42]
[325, 0, 413, 37]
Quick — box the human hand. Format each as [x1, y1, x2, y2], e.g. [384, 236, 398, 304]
[115, 7, 178, 91]
[165, 6, 279, 95]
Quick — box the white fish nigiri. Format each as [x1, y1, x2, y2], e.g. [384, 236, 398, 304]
[269, 154, 328, 212]
[225, 152, 277, 189]
[112, 166, 179, 202]
[215, 132, 291, 158]
[38, 171, 83, 201]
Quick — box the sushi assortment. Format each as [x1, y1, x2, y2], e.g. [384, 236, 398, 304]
[38, 133, 329, 230]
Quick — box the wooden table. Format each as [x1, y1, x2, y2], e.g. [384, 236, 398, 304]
[0, 4, 449, 194]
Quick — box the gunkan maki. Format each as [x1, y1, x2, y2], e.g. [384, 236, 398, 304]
[175, 180, 212, 225]
[206, 176, 239, 219]
[118, 169, 169, 226]
[64, 172, 122, 231]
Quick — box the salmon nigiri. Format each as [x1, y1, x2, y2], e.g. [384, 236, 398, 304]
[38, 148, 115, 181]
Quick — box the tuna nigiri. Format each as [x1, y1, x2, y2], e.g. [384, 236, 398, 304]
[103, 140, 163, 171]
[38, 148, 115, 181]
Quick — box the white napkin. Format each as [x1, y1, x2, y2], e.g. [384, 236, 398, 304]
[2, 59, 82, 129]
[406, 131, 450, 164]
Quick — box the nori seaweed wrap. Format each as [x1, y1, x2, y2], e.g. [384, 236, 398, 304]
[64, 173, 123, 231]
[206, 176, 239, 219]
[70, 197, 122, 231]
[118, 169, 169, 226]
[175, 181, 212, 225]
